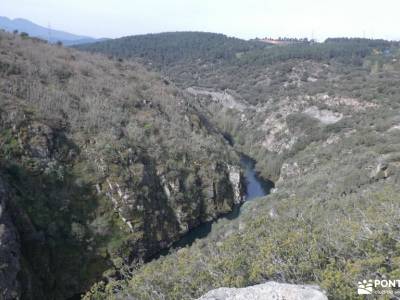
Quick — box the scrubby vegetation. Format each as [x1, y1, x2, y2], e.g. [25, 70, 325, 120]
[89, 185, 400, 300]
[3, 28, 400, 299]
[84, 90, 400, 299]
[78, 32, 400, 299]
[0, 31, 243, 299]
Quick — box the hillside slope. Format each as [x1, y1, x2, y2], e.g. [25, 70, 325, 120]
[76, 32, 269, 67]
[78, 33, 400, 178]
[78, 35, 395, 102]
[79, 33, 400, 299]
[0, 31, 245, 299]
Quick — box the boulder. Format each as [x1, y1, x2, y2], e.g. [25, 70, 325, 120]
[197, 282, 328, 300]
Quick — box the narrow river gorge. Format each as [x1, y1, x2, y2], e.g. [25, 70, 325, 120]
[69, 155, 274, 300]
[157, 155, 275, 256]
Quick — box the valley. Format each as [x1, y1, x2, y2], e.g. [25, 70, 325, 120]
[1, 29, 400, 300]
[77, 33, 400, 300]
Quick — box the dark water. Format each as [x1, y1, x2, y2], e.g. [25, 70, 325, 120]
[158, 154, 274, 253]
[240, 155, 274, 200]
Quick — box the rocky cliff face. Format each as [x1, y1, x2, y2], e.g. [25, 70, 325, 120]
[95, 146, 245, 256]
[0, 176, 21, 300]
[0, 102, 245, 298]
[197, 282, 328, 300]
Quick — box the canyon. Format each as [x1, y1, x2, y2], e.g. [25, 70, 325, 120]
[1, 30, 400, 300]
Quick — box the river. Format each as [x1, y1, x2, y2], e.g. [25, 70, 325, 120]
[160, 154, 274, 251]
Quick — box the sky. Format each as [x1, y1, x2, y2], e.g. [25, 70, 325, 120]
[1, 0, 399, 41]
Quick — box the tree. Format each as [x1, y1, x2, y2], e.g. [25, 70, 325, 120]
[20, 32, 29, 39]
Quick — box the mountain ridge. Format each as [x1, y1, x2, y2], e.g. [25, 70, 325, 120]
[0, 16, 107, 45]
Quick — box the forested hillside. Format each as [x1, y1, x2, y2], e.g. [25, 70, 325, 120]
[78, 33, 400, 299]
[77, 34, 398, 104]
[76, 32, 269, 66]
[0, 31, 245, 299]
[77, 33, 395, 68]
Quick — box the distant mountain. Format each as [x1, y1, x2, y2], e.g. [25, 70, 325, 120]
[0, 16, 107, 45]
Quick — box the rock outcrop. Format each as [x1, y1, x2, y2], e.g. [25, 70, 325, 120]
[228, 165, 244, 205]
[0, 176, 21, 300]
[197, 282, 328, 300]
[100, 155, 245, 254]
[187, 87, 247, 111]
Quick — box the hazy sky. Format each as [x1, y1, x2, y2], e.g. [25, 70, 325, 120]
[2, 0, 399, 41]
